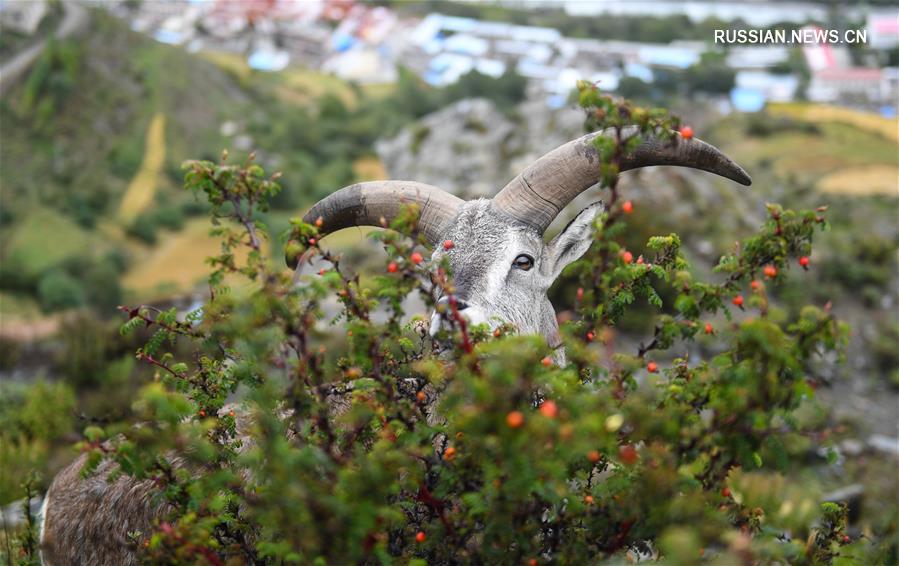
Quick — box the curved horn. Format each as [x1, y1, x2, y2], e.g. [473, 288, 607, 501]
[491, 126, 752, 233]
[288, 181, 463, 268]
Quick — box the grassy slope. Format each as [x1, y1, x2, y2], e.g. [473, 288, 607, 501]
[0, 11, 400, 309]
[712, 113, 898, 195]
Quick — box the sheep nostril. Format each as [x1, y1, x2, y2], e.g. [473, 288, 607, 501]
[436, 296, 469, 312]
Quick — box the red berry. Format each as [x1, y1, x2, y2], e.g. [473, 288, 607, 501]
[506, 411, 524, 428]
[415, 531, 426, 543]
[841, 534, 850, 543]
[704, 322, 713, 335]
[387, 262, 398, 273]
[539, 400, 558, 418]
[584, 495, 594, 504]
[622, 200, 634, 214]
[763, 265, 777, 279]
[732, 294, 744, 307]
[493, 328, 502, 338]
[586, 331, 595, 342]
[541, 356, 552, 367]
[646, 361, 658, 373]
[411, 252, 423, 265]
[622, 251, 633, 264]
[198, 410, 206, 417]
[680, 126, 694, 140]
[799, 256, 810, 268]
[228, 410, 235, 417]
[721, 486, 731, 498]
[443, 446, 456, 461]
[587, 450, 601, 463]
[314, 216, 324, 228]
[636, 255, 644, 265]
[750, 280, 761, 291]
[528, 560, 538, 566]
[619, 444, 638, 465]
[443, 239, 454, 250]
[318, 268, 326, 276]
[576, 287, 584, 301]
[308, 238, 316, 245]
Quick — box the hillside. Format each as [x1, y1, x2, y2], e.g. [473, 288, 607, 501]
[0, 10, 404, 312]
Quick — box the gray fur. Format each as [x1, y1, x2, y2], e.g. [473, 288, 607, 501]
[428, 199, 604, 355]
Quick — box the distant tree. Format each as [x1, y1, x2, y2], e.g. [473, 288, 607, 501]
[83, 260, 123, 313]
[684, 52, 736, 95]
[616, 76, 652, 101]
[37, 269, 85, 312]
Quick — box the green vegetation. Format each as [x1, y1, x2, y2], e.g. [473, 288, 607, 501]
[5, 91, 895, 564]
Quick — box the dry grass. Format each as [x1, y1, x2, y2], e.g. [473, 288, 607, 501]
[121, 219, 257, 300]
[769, 103, 899, 143]
[118, 112, 166, 224]
[817, 164, 899, 196]
[352, 156, 388, 181]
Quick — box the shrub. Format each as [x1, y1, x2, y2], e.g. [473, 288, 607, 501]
[12, 92, 894, 564]
[152, 204, 186, 231]
[0, 379, 75, 505]
[126, 212, 159, 244]
[37, 269, 85, 312]
[82, 259, 123, 313]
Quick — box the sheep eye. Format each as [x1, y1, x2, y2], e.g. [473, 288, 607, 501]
[512, 254, 534, 271]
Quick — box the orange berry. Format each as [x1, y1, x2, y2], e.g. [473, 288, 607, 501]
[506, 411, 524, 428]
[198, 410, 206, 417]
[314, 216, 323, 227]
[443, 240, 454, 250]
[619, 444, 638, 465]
[721, 486, 731, 498]
[539, 400, 558, 418]
[411, 252, 423, 265]
[750, 280, 761, 291]
[763, 265, 777, 279]
[622, 200, 634, 214]
[443, 446, 456, 461]
[387, 262, 398, 273]
[704, 322, 713, 335]
[416, 391, 426, 403]
[621, 251, 633, 264]
[541, 356, 552, 367]
[415, 531, 426, 543]
[228, 410, 235, 417]
[646, 361, 658, 373]
[587, 450, 601, 463]
[528, 560, 538, 566]
[584, 495, 594, 504]
[586, 331, 595, 342]
[732, 294, 744, 307]
[799, 256, 810, 268]
[493, 328, 502, 338]
[318, 268, 326, 276]
[680, 125, 694, 139]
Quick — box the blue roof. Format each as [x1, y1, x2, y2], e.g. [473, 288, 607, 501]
[730, 88, 766, 112]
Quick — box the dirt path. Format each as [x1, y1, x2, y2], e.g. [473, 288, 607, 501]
[117, 112, 167, 224]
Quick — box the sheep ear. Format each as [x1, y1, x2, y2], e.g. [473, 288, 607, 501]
[546, 202, 603, 279]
